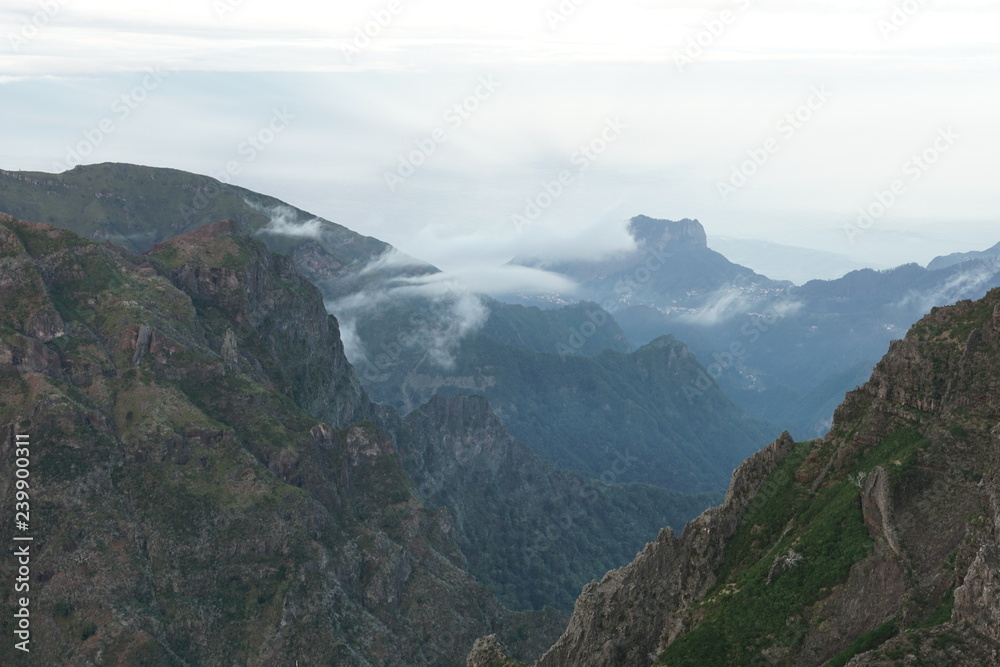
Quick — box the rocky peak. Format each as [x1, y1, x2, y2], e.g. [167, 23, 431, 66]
[627, 215, 707, 248]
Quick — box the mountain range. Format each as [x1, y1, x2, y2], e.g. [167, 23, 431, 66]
[513, 214, 1000, 438]
[0, 165, 778, 493]
[2, 162, 999, 664]
[0, 212, 728, 663]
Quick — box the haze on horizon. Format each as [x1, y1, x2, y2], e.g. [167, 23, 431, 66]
[1, 0, 998, 287]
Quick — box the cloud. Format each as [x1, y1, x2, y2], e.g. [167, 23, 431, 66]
[0, 76, 43, 85]
[400, 264, 579, 298]
[359, 248, 435, 276]
[678, 289, 755, 327]
[894, 259, 1000, 313]
[325, 256, 490, 372]
[250, 203, 324, 239]
[337, 317, 367, 367]
[680, 287, 802, 327]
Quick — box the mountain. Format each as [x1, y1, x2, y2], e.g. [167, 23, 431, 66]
[351, 277, 777, 494]
[1, 165, 777, 497]
[0, 163, 440, 302]
[349, 297, 632, 401]
[513, 215, 787, 308]
[517, 215, 1000, 439]
[927, 240, 1000, 271]
[370, 331, 777, 493]
[434, 336, 773, 493]
[479, 299, 631, 357]
[707, 236, 882, 284]
[385, 394, 721, 612]
[478, 287, 1000, 666]
[0, 214, 563, 665]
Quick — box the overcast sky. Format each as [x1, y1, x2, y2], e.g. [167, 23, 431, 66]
[2, 0, 998, 285]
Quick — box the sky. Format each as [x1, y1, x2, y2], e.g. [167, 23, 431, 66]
[1, 0, 998, 286]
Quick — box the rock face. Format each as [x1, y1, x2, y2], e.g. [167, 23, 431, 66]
[467, 634, 525, 667]
[534, 432, 795, 666]
[494, 289, 1000, 666]
[626, 215, 708, 247]
[149, 218, 372, 428]
[0, 215, 559, 665]
[389, 394, 720, 612]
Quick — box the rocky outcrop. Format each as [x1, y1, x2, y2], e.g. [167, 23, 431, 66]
[533, 432, 794, 666]
[953, 544, 1000, 644]
[467, 635, 525, 667]
[627, 215, 708, 247]
[860, 466, 904, 560]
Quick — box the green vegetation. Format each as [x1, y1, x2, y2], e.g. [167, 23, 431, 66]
[827, 619, 899, 667]
[920, 595, 955, 629]
[658, 428, 935, 665]
[399, 395, 727, 612]
[0, 211, 567, 665]
[0, 163, 388, 264]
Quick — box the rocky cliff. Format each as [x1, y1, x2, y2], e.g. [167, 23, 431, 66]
[148, 218, 373, 429]
[532, 432, 796, 666]
[0, 215, 560, 665]
[478, 289, 1000, 666]
[626, 215, 708, 248]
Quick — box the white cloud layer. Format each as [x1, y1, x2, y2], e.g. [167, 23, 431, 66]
[1, 2, 998, 286]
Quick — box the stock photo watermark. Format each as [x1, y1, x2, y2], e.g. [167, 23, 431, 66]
[340, 0, 411, 63]
[877, 0, 929, 40]
[717, 85, 833, 202]
[179, 107, 295, 223]
[383, 76, 502, 192]
[556, 244, 673, 355]
[511, 116, 628, 231]
[6, 0, 70, 52]
[545, 0, 588, 31]
[10, 431, 33, 653]
[674, 0, 751, 72]
[51, 67, 171, 172]
[844, 126, 958, 245]
[213, 0, 245, 18]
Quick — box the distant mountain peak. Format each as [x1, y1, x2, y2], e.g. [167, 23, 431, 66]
[627, 215, 707, 248]
[927, 239, 1000, 271]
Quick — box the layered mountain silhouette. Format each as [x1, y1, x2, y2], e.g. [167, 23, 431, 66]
[3, 162, 999, 666]
[514, 215, 1000, 438]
